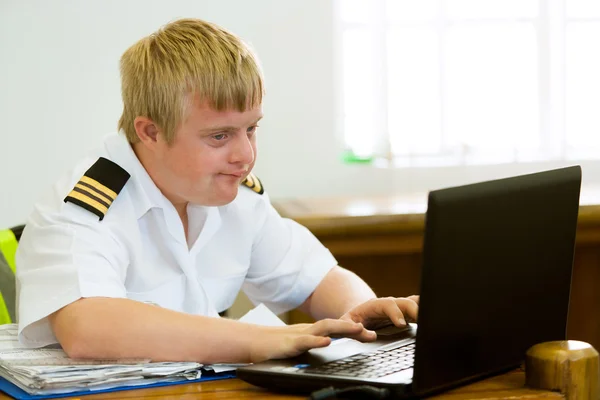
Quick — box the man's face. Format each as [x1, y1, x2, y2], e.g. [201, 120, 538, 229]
[152, 98, 262, 207]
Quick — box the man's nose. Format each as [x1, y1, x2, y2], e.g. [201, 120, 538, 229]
[231, 133, 255, 165]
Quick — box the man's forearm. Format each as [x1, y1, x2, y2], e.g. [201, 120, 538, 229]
[50, 297, 263, 364]
[300, 266, 376, 320]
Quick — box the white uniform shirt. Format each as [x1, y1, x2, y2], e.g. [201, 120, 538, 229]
[16, 132, 337, 347]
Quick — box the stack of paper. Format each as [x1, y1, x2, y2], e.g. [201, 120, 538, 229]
[0, 325, 204, 396]
[0, 304, 285, 396]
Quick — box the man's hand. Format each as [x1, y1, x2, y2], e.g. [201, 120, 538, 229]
[250, 319, 377, 363]
[340, 296, 420, 330]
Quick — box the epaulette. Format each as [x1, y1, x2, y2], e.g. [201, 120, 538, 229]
[241, 173, 264, 195]
[64, 157, 130, 220]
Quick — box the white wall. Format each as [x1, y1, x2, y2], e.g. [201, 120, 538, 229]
[1, 0, 597, 228]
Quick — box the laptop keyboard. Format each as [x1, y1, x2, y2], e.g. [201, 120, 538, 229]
[301, 342, 415, 379]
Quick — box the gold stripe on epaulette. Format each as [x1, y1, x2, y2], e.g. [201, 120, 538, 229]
[79, 176, 118, 200]
[74, 183, 113, 204]
[66, 190, 109, 215]
[242, 173, 264, 194]
[245, 174, 255, 187]
[253, 177, 263, 194]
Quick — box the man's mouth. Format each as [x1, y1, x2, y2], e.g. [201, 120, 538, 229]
[224, 171, 247, 178]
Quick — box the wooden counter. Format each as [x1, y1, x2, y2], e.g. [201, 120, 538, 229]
[273, 188, 600, 350]
[0, 370, 563, 399]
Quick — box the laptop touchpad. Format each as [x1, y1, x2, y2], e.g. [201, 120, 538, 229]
[376, 323, 416, 338]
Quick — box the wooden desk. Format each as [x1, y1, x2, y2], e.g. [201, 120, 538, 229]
[273, 188, 600, 350]
[0, 371, 562, 399]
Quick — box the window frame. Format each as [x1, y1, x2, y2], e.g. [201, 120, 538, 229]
[334, 0, 600, 172]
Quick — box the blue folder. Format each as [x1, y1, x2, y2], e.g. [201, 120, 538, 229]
[0, 371, 236, 400]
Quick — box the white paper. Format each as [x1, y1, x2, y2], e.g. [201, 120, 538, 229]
[206, 363, 249, 373]
[238, 303, 286, 327]
[0, 324, 203, 394]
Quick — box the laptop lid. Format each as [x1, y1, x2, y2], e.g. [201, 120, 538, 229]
[412, 166, 581, 394]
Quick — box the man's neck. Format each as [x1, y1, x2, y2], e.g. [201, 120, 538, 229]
[132, 142, 190, 240]
[177, 204, 189, 243]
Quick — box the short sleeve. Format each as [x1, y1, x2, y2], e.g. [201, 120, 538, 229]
[17, 201, 129, 348]
[242, 198, 337, 315]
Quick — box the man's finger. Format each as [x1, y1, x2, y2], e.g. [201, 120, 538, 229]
[394, 297, 419, 322]
[407, 295, 420, 305]
[378, 297, 408, 327]
[338, 328, 377, 342]
[295, 335, 331, 353]
[310, 318, 365, 337]
[272, 335, 331, 359]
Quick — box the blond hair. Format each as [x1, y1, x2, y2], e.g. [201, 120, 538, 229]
[118, 18, 264, 144]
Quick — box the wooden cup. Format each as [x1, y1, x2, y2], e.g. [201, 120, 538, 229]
[525, 340, 599, 399]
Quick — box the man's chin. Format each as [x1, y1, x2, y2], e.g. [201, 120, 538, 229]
[212, 197, 236, 206]
[194, 189, 238, 206]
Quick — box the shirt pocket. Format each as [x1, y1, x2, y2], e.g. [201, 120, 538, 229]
[126, 274, 186, 311]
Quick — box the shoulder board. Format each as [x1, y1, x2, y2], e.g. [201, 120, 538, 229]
[64, 157, 130, 220]
[241, 173, 264, 195]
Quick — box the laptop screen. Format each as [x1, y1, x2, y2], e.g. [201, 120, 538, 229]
[413, 166, 581, 394]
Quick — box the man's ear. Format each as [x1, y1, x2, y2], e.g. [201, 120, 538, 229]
[133, 116, 161, 146]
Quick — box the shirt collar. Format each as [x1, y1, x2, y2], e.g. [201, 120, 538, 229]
[103, 131, 171, 220]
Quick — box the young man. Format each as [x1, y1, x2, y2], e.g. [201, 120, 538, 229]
[16, 18, 418, 364]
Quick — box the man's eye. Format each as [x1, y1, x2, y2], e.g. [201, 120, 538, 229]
[247, 125, 259, 135]
[213, 133, 227, 141]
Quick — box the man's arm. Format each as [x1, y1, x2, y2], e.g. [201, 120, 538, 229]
[299, 266, 419, 329]
[51, 298, 257, 363]
[50, 296, 373, 364]
[298, 266, 376, 320]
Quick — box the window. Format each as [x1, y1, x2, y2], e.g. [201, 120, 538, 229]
[337, 0, 600, 167]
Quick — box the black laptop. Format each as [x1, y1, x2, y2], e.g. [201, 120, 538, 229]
[237, 166, 582, 398]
